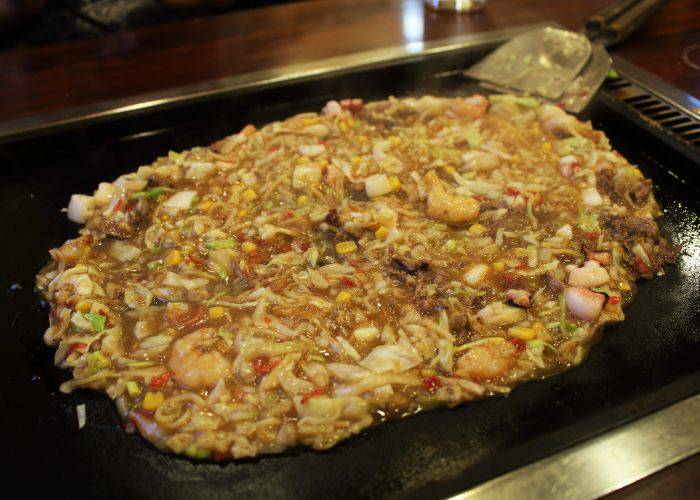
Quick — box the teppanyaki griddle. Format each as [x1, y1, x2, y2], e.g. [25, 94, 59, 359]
[1, 25, 699, 499]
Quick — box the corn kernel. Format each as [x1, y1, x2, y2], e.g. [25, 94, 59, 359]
[301, 117, 318, 126]
[126, 381, 141, 397]
[617, 280, 631, 291]
[196, 200, 213, 211]
[468, 223, 488, 236]
[297, 195, 310, 206]
[336, 241, 358, 254]
[511, 154, 522, 163]
[297, 155, 310, 164]
[493, 261, 505, 272]
[242, 188, 258, 201]
[241, 241, 258, 254]
[532, 322, 550, 340]
[165, 250, 182, 266]
[237, 208, 248, 217]
[444, 166, 456, 174]
[336, 291, 352, 303]
[388, 176, 401, 191]
[541, 142, 552, 152]
[353, 156, 362, 165]
[142, 391, 164, 411]
[347, 119, 354, 128]
[375, 226, 389, 239]
[339, 122, 348, 132]
[508, 326, 537, 341]
[75, 300, 92, 313]
[209, 306, 226, 319]
[358, 135, 368, 143]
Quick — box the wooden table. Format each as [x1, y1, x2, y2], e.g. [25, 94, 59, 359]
[0, 0, 698, 496]
[0, 0, 697, 125]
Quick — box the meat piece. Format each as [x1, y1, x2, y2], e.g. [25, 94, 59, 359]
[582, 244, 612, 265]
[87, 197, 152, 238]
[543, 272, 565, 297]
[630, 180, 652, 204]
[596, 167, 625, 205]
[506, 289, 531, 308]
[325, 209, 341, 227]
[449, 312, 468, 331]
[600, 214, 659, 241]
[391, 256, 430, 275]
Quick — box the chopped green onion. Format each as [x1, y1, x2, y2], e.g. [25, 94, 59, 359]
[205, 239, 237, 250]
[264, 201, 274, 210]
[445, 239, 457, 252]
[146, 187, 166, 199]
[527, 339, 558, 354]
[607, 69, 619, 79]
[84, 313, 106, 333]
[86, 352, 110, 373]
[147, 260, 162, 271]
[150, 246, 163, 255]
[563, 322, 578, 333]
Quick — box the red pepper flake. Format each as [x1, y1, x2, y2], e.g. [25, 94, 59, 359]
[608, 296, 621, 305]
[121, 421, 136, 434]
[556, 101, 566, 108]
[150, 372, 171, 388]
[301, 387, 326, 404]
[67, 342, 88, 354]
[113, 197, 124, 212]
[515, 261, 528, 270]
[584, 231, 599, 241]
[422, 375, 442, 395]
[213, 450, 232, 461]
[263, 316, 272, 324]
[472, 195, 487, 202]
[349, 259, 366, 273]
[252, 356, 274, 374]
[633, 257, 650, 273]
[509, 338, 527, 352]
[506, 187, 520, 196]
[187, 254, 205, 268]
[535, 194, 544, 207]
[165, 304, 207, 330]
[268, 144, 281, 152]
[341, 277, 356, 287]
[282, 210, 294, 220]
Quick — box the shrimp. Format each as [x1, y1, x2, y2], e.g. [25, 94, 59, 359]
[537, 104, 578, 137]
[461, 150, 500, 171]
[425, 170, 480, 225]
[450, 94, 489, 119]
[456, 341, 516, 380]
[168, 327, 233, 389]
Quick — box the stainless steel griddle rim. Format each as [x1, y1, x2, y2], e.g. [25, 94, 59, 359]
[610, 56, 700, 122]
[449, 392, 700, 500]
[0, 22, 559, 143]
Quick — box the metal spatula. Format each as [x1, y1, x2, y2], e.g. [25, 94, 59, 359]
[465, 27, 609, 112]
[464, 0, 665, 112]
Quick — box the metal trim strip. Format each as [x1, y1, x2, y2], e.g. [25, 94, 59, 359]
[450, 393, 700, 499]
[0, 23, 554, 143]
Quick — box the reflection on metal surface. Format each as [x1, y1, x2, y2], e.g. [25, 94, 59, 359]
[450, 394, 700, 499]
[402, 0, 425, 48]
[0, 23, 554, 143]
[425, 0, 487, 12]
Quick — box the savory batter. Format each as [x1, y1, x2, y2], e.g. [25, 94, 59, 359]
[36, 95, 676, 459]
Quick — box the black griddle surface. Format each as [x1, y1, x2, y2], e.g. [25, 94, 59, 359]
[1, 51, 699, 498]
